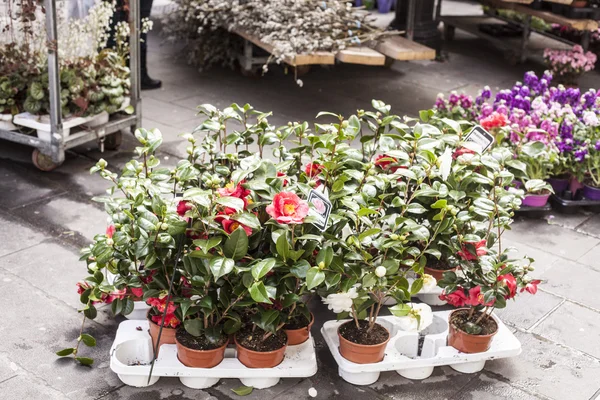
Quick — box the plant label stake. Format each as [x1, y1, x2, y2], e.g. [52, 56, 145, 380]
[147, 236, 184, 385]
[307, 189, 332, 231]
[464, 126, 494, 153]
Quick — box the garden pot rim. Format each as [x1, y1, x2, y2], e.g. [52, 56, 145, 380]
[336, 320, 391, 348]
[284, 312, 315, 332]
[175, 334, 229, 353]
[583, 183, 600, 190]
[524, 190, 551, 197]
[449, 308, 499, 338]
[234, 332, 288, 354]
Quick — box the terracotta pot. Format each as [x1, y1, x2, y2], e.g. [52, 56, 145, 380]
[234, 335, 288, 368]
[176, 336, 228, 368]
[337, 321, 390, 364]
[572, 0, 588, 7]
[447, 309, 498, 353]
[148, 314, 177, 355]
[424, 265, 457, 282]
[284, 313, 315, 346]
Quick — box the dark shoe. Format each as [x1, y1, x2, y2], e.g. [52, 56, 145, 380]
[141, 75, 162, 90]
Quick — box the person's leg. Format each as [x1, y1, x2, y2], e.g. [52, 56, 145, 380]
[140, 0, 161, 90]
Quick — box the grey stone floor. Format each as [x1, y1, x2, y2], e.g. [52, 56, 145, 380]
[1, 1, 600, 399]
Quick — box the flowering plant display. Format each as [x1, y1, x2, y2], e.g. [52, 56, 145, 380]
[433, 71, 600, 190]
[544, 45, 597, 85]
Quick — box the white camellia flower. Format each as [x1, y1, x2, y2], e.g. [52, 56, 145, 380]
[422, 274, 437, 293]
[322, 286, 359, 313]
[375, 266, 387, 278]
[395, 303, 434, 333]
[438, 147, 453, 181]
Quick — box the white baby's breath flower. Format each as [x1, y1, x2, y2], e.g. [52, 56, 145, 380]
[395, 303, 433, 333]
[322, 285, 359, 313]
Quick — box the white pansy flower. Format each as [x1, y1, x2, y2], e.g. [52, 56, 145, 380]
[395, 303, 433, 333]
[375, 266, 387, 278]
[422, 274, 437, 293]
[322, 285, 359, 313]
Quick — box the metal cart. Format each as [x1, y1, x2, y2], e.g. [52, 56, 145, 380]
[0, 0, 142, 171]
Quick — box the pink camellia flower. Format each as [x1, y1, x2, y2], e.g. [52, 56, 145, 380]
[498, 274, 518, 299]
[176, 201, 192, 217]
[457, 240, 487, 261]
[277, 171, 289, 187]
[305, 163, 324, 177]
[221, 219, 253, 236]
[266, 192, 309, 224]
[106, 225, 116, 238]
[218, 181, 251, 198]
[439, 288, 467, 307]
[76, 281, 92, 295]
[104, 288, 127, 304]
[521, 279, 541, 295]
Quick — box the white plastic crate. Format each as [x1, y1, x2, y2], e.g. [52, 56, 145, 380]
[110, 320, 318, 389]
[13, 111, 109, 141]
[0, 113, 16, 131]
[321, 311, 521, 385]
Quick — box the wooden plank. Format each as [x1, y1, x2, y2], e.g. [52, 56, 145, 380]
[375, 36, 436, 61]
[480, 0, 598, 30]
[335, 47, 386, 65]
[500, 0, 534, 3]
[542, 0, 573, 4]
[233, 29, 335, 66]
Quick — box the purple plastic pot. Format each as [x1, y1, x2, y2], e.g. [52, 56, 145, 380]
[583, 185, 600, 201]
[546, 177, 569, 194]
[377, 0, 392, 13]
[522, 193, 550, 207]
[570, 178, 584, 194]
[355, 0, 361, 6]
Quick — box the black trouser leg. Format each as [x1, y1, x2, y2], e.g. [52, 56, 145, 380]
[140, 0, 154, 78]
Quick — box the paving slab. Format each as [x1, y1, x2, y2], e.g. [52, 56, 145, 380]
[503, 220, 600, 262]
[539, 259, 600, 310]
[210, 377, 302, 400]
[577, 243, 600, 272]
[494, 291, 563, 331]
[102, 378, 214, 400]
[0, 210, 49, 258]
[502, 238, 561, 277]
[532, 301, 600, 360]
[0, 241, 86, 310]
[485, 331, 600, 400]
[0, 375, 70, 400]
[0, 161, 65, 211]
[544, 212, 595, 230]
[576, 214, 600, 240]
[0, 275, 121, 399]
[453, 373, 542, 400]
[370, 366, 475, 400]
[0, 353, 21, 383]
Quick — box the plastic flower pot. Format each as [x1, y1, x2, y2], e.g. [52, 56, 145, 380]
[583, 184, 600, 201]
[377, 0, 393, 13]
[284, 313, 315, 346]
[175, 334, 228, 368]
[569, 177, 584, 195]
[234, 335, 288, 368]
[546, 177, 569, 194]
[337, 321, 390, 364]
[148, 313, 177, 355]
[522, 193, 551, 207]
[447, 309, 498, 354]
[424, 265, 457, 282]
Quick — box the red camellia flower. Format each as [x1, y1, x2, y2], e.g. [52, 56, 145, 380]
[76, 281, 92, 295]
[130, 287, 143, 298]
[221, 219, 253, 236]
[457, 240, 487, 261]
[439, 288, 467, 307]
[498, 274, 518, 299]
[217, 181, 251, 198]
[277, 171, 289, 187]
[266, 192, 309, 224]
[452, 147, 476, 160]
[374, 154, 400, 172]
[151, 313, 180, 328]
[465, 286, 495, 307]
[521, 279, 541, 295]
[305, 163, 324, 177]
[106, 225, 116, 238]
[214, 207, 236, 223]
[176, 201, 192, 217]
[147, 297, 178, 315]
[480, 111, 508, 131]
[104, 288, 127, 304]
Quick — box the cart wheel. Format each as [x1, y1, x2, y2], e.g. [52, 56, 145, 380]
[104, 131, 122, 150]
[32, 149, 61, 172]
[384, 56, 395, 68]
[294, 65, 311, 77]
[443, 24, 456, 41]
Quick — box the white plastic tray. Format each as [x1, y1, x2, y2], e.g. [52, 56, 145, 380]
[110, 320, 318, 389]
[0, 113, 16, 131]
[321, 311, 521, 385]
[12, 111, 109, 141]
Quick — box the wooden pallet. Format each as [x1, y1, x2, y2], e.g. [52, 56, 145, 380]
[234, 29, 435, 68]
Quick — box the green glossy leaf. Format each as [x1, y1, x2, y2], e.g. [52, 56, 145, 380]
[224, 227, 249, 261]
[251, 258, 276, 280]
[249, 282, 271, 303]
[56, 348, 75, 356]
[209, 257, 235, 279]
[231, 386, 254, 396]
[75, 357, 94, 366]
[306, 267, 325, 290]
[79, 334, 96, 347]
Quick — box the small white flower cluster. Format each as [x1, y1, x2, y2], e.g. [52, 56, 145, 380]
[163, 0, 391, 72]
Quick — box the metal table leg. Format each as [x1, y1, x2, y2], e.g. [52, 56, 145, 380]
[45, 0, 64, 165]
[406, 0, 416, 41]
[130, 0, 142, 132]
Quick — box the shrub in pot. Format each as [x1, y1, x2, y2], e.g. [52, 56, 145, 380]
[522, 179, 554, 207]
